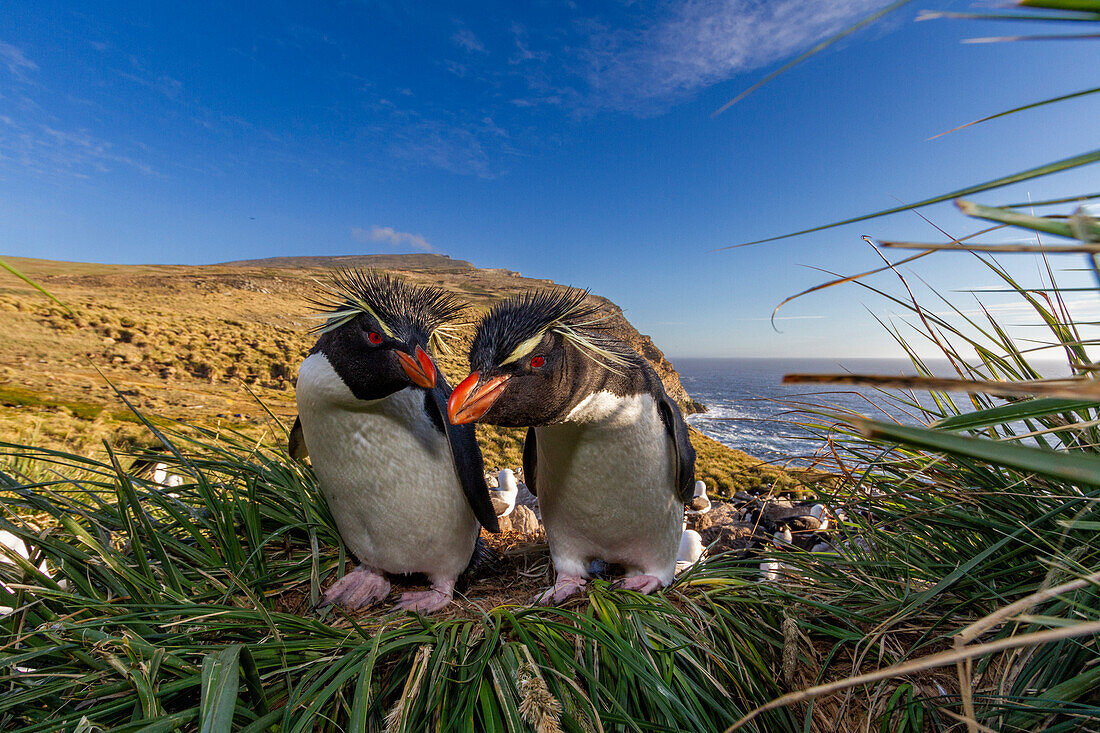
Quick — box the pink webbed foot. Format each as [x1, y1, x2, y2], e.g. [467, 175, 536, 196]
[321, 565, 391, 609]
[533, 574, 587, 605]
[394, 579, 455, 614]
[615, 574, 665, 595]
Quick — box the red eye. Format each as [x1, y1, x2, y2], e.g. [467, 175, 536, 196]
[368, 332, 383, 344]
[530, 356, 545, 368]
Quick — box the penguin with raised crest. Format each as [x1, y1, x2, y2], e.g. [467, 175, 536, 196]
[447, 289, 695, 603]
[294, 270, 498, 613]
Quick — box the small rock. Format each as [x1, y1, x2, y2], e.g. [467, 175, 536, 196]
[496, 514, 512, 533]
[698, 523, 756, 555]
[510, 505, 540, 534]
[691, 501, 740, 532]
[515, 484, 540, 520]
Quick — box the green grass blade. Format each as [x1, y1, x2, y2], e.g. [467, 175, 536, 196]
[853, 416, 1100, 486]
[957, 199, 1100, 241]
[927, 85, 1100, 140]
[1020, 0, 1100, 12]
[0, 258, 74, 313]
[200, 644, 243, 733]
[933, 398, 1099, 430]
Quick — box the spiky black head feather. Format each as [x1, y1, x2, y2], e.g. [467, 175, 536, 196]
[469, 288, 631, 372]
[308, 269, 464, 342]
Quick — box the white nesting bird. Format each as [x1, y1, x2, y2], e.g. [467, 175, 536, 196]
[137, 461, 186, 489]
[675, 529, 704, 574]
[0, 530, 46, 573]
[491, 469, 520, 517]
[1, 530, 50, 615]
[758, 559, 781, 582]
[809, 503, 829, 531]
[759, 527, 791, 582]
[684, 480, 711, 515]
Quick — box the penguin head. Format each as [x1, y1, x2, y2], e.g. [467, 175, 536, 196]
[307, 270, 463, 401]
[447, 288, 635, 426]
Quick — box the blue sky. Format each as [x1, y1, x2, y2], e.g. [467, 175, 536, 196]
[2, 2, 1098, 360]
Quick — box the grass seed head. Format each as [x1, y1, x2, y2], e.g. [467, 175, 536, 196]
[516, 660, 563, 733]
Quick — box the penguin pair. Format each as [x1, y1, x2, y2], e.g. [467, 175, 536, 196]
[295, 275, 695, 611]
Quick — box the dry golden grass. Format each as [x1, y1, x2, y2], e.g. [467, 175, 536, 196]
[0, 254, 788, 492]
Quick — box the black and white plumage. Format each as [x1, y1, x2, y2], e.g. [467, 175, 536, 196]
[294, 270, 498, 614]
[773, 504, 831, 550]
[448, 288, 695, 603]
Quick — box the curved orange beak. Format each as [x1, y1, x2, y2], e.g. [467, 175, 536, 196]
[396, 346, 437, 389]
[447, 371, 511, 424]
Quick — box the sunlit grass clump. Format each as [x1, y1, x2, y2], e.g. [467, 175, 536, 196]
[3, 1, 1100, 730]
[0, 423, 813, 731]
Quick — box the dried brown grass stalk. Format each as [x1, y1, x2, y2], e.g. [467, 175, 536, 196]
[724, 620, 1100, 732]
[383, 644, 432, 733]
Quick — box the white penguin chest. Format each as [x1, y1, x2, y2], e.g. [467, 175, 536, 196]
[534, 391, 681, 569]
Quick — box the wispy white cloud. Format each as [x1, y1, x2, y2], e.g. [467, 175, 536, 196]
[333, 3, 893, 176]
[352, 225, 434, 252]
[573, 0, 892, 113]
[378, 110, 513, 178]
[117, 54, 183, 100]
[0, 119, 157, 179]
[508, 23, 546, 65]
[452, 26, 486, 54]
[0, 40, 38, 80]
[934, 295, 1100, 322]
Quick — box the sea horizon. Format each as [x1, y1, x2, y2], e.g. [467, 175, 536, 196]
[672, 355, 1073, 464]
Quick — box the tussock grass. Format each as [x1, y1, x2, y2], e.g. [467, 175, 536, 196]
[0, 426, 807, 731]
[1, 393, 1093, 731]
[3, 2, 1099, 730]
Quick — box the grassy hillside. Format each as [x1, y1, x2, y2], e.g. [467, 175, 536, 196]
[0, 254, 787, 495]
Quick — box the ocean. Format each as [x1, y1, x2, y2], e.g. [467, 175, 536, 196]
[675, 357, 990, 464]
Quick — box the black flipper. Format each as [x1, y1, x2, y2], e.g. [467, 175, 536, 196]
[457, 536, 503, 592]
[656, 393, 697, 504]
[424, 386, 501, 533]
[522, 427, 538, 496]
[288, 416, 309, 462]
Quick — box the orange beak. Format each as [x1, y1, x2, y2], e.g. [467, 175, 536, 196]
[447, 371, 510, 424]
[396, 346, 437, 389]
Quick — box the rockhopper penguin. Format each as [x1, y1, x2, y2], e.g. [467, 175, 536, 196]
[294, 270, 499, 614]
[447, 289, 696, 603]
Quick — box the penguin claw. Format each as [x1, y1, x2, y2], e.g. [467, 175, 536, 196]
[321, 566, 391, 609]
[614, 575, 664, 594]
[533, 575, 587, 605]
[394, 588, 453, 614]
